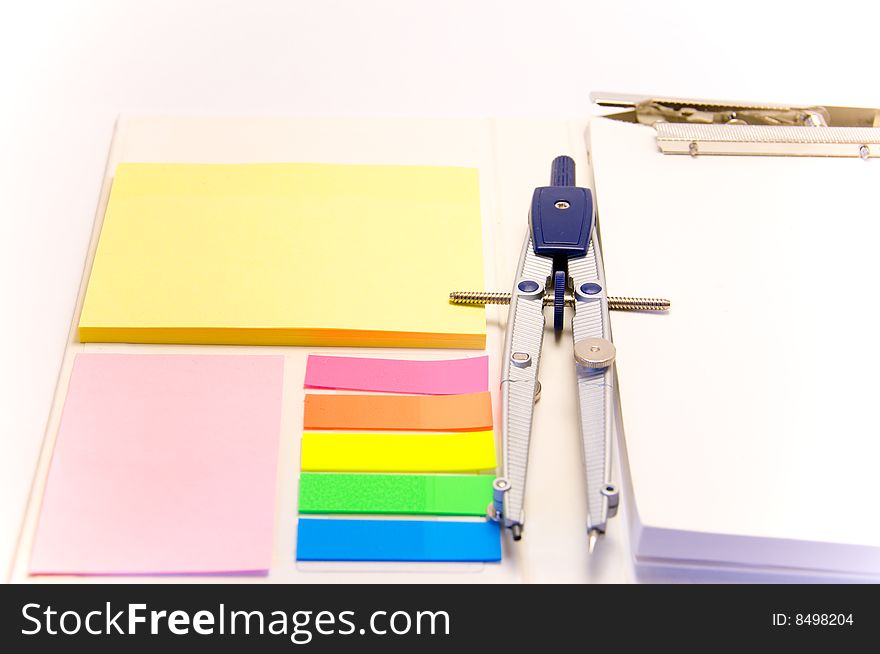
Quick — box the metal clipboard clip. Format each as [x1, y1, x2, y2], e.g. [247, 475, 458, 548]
[592, 91, 880, 158]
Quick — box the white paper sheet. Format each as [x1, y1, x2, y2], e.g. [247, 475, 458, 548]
[591, 116, 880, 577]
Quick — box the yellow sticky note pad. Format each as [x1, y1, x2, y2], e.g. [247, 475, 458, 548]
[300, 431, 497, 473]
[79, 163, 485, 348]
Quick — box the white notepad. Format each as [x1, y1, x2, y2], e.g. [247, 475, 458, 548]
[591, 116, 880, 578]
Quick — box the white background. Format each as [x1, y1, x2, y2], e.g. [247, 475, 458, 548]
[1, 0, 878, 579]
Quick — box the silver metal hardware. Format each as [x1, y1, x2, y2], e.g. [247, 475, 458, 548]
[488, 477, 511, 521]
[449, 290, 670, 312]
[515, 278, 545, 300]
[574, 337, 616, 369]
[592, 92, 880, 158]
[601, 483, 620, 518]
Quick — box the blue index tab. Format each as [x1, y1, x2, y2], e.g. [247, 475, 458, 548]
[296, 518, 501, 562]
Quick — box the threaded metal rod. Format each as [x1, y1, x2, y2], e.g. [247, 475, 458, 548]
[606, 296, 670, 311]
[449, 290, 670, 312]
[451, 291, 514, 305]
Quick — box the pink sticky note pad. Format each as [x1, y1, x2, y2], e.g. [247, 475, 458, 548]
[304, 355, 488, 395]
[29, 353, 284, 575]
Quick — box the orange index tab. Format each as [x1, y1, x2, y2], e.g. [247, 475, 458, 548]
[303, 392, 493, 432]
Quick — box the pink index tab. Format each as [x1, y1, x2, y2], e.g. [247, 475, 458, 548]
[304, 355, 488, 395]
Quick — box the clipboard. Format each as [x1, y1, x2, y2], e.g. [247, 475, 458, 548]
[589, 102, 880, 579]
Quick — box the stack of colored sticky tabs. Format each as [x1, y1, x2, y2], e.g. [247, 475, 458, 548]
[296, 355, 501, 562]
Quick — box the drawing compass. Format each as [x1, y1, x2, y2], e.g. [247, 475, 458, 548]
[451, 156, 668, 552]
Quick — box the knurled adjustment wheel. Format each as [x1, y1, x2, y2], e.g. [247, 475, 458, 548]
[553, 270, 566, 332]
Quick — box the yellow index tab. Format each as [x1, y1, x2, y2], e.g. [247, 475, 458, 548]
[79, 163, 485, 348]
[300, 431, 497, 473]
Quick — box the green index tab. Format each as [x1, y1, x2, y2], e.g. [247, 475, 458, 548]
[298, 473, 494, 516]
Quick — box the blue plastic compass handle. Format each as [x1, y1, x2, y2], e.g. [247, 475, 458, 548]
[551, 155, 575, 187]
[530, 156, 592, 259]
[530, 156, 594, 333]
